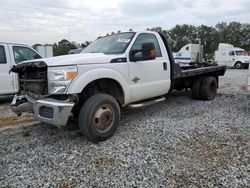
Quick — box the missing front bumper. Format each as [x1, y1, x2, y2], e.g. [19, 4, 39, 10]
[11, 95, 74, 126]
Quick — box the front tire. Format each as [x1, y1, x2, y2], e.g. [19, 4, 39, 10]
[234, 62, 242, 69]
[78, 94, 120, 142]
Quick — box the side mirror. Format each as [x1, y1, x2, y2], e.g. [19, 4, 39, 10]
[130, 42, 156, 62]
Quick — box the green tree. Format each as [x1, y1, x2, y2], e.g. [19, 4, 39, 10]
[148, 21, 250, 53]
[53, 39, 77, 56]
[81, 41, 92, 48]
[215, 22, 250, 51]
[215, 22, 228, 43]
[197, 25, 219, 54]
[168, 24, 198, 52]
[239, 23, 250, 50]
[147, 27, 168, 37]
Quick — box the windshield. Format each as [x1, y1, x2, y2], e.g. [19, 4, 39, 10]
[81, 32, 135, 54]
[235, 51, 245, 56]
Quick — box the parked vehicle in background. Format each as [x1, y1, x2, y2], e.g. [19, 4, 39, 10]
[0, 42, 42, 95]
[173, 43, 204, 66]
[33, 44, 53, 58]
[214, 43, 250, 69]
[10, 31, 226, 142]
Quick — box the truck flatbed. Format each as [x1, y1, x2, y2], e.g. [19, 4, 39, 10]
[158, 32, 227, 90]
[176, 65, 227, 79]
[171, 64, 226, 91]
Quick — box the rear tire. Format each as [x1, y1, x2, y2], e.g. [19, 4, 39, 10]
[234, 62, 242, 69]
[191, 77, 203, 99]
[78, 94, 120, 143]
[200, 76, 217, 100]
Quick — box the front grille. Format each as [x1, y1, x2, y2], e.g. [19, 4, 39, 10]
[16, 61, 48, 95]
[39, 106, 54, 119]
[24, 70, 46, 79]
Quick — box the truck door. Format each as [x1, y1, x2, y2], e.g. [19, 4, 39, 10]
[229, 51, 236, 67]
[0, 44, 15, 95]
[128, 33, 171, 102]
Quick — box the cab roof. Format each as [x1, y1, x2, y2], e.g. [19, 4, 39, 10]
[0, 41, 31, 47]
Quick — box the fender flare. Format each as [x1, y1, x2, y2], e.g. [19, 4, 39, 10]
[67, 68, 131, 104]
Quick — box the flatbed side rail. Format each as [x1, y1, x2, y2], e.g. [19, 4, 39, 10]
[175, 66, 227, 79]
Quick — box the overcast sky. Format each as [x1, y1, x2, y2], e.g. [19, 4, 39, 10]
[0, 0, 249, 45]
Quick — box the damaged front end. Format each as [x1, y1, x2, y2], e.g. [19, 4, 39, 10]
[10, 61, 74, 126]
[10, 61, 48, 96]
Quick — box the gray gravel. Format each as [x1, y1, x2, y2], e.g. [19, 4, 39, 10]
[0, 69, 250, 187]
[218, 68, 249, 94]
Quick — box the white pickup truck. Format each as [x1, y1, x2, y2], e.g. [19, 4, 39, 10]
[0, 42, 42, 95]
[10, 31, 226, 142]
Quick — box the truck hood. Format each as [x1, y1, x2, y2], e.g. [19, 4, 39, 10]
[245, 56, 250, 60]
[237, 56, 250, 61]
[20, 53, 126, 66]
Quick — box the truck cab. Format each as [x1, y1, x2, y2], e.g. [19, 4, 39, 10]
[174, 43, 203, 65]
[228, 49, 249, 68]
[0, 42, 42, 95]
[215, 43, 250, 69]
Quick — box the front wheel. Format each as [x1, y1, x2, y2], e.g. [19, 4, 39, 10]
[78, 94, 120, 143]
[234, 62, 242, 69]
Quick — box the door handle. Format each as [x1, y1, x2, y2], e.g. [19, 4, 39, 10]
[163, 62, 167, 70]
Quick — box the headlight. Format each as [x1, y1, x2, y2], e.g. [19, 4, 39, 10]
[48, 66, 78, 94]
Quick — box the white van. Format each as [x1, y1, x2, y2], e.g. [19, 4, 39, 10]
[214, 43, 250, 69]
[0, 42, 42, 95]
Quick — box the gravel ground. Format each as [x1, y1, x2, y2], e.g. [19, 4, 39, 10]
[0, 96, 37, 128]
[0, 69, 249, 187]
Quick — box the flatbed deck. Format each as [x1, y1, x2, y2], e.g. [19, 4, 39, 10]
[176, 65, 227, 79]
[172, 64, 227, 90]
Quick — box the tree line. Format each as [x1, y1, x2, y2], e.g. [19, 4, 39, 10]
[46, 21, 249, 57]
[147, 21, 250, 56]
[52, 40, 91, 56]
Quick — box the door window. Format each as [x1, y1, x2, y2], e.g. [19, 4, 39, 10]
[229, 51, 235, 56]
[131, 34, 162, 60]
[13, 46, 41, 63]
[0, 45, 7, 64]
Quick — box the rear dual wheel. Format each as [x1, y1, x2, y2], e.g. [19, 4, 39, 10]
[191, 76, 217, 100]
